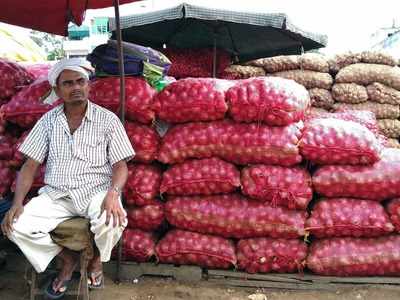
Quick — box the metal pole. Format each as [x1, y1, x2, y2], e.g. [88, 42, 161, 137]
[113, 0, 125, 284]
[212, 32, 217, 78]
[114, 0, 126, 124]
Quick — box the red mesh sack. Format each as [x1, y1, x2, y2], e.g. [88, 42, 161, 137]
[237, 238, 308, 274]
[89, 77, 156, 124]
[161, 158, 240, 196]
[0, 134, 16, 160]
[0, 58, 32, 100]
[0, 117, 6, 134]
[155, 229, 236, 269]
[165, 194, 307, 239]
[313, 148, 400, 201]
[125, 164, 162, 206]
[241, 165, 312, 210]
[306, 110, 388, 147]
[307, 236, 400, 276]
[125, 122, 160, 163]
[0, 161, 14, 197]
[159, 120, 303, 166]
[153, 78, 229, 123]
[0, 77, 61, 128]
[226, 77, 310, 126]
[127, 202, 165, 231]
[162, 48, 230, 78]
[300, 118, 381, 165]
[118, 229, 156, 262]
[387, 198, 400, 232]
[306, 198, 394, 238]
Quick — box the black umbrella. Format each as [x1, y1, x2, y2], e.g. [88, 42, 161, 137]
[109, 3, 327, 76]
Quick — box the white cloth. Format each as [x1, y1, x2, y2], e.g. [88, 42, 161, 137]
[8, 191, 126, 273]
[48, 58, 94, 87]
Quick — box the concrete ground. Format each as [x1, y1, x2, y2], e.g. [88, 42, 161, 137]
[0, 240, 399, 300]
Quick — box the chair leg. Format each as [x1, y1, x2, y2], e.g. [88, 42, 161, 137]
[29, 267, 36, 300]
[116, 238, 122, 283]
[79, 255, 90, 300]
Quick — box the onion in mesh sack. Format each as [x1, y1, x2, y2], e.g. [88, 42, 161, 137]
[158, 120, 303, 166]
[0, 161, 14, 197]
[153, 78, 229, 123]
[312, 148, 400, 201]
[165, 194, 307, 239]
[89, 77, 156, 124]
[124, 164, 162, 207]
[306, 198, 394, 238]
[0, 134, 15, 160]
[125, 122, 160, 163]
[117, 229, 156, 262]
[0, 58, 32, 100]
[386, 198, 400, 232]
[161, 157, 240, 196]
[126, 202, 164, 231]
[300, 118, 382, 165]
[226, 77, 310, 126]
[0, 77, 61, 128]
[155, 229, 237, 269]
[307, 235, 400, 276]
[237, 238, 308, 274]
[241, 165, 312, 210]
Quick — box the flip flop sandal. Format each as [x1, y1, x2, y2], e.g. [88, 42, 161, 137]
[44, 275, 71, 300]
[87, 270, 104, 289]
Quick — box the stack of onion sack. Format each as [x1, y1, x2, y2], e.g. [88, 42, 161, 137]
[329, 51, 400, 145]
[0, 135, 16, 197]
[0, 77, 61, 129]
[121, 121, 163, 262]
[246, 53, 334, 112]
[155, 76, 309, 273]
[308, 135, 400, 276]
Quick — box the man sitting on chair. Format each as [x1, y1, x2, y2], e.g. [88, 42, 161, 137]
[1, 58, 134, 299]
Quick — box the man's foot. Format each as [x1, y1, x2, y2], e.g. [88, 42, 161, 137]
[50, 249, 78, 294]
[44, 276, 71, 300]
[87, 251, 104, 289]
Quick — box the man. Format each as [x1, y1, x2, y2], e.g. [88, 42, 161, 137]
[1, 58, 134, 298]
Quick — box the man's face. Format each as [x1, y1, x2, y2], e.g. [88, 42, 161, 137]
[55, 69, 90, 105]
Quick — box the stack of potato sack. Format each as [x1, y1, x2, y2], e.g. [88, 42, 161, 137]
[330, 51, 400, 147]
[152, 77, 310, 273]
[246, 53, 334, 113]
[304, 110, 400, 275]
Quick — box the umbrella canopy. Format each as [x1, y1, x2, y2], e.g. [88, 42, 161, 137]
[110, 3, 328, 62]
[0, 0, 135, 36]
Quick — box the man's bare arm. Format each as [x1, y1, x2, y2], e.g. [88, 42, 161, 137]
[99, 160, 128, 227]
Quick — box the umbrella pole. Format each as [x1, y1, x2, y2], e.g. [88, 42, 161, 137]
[212, 32, 217, 78]
[113, 0, 125, 284]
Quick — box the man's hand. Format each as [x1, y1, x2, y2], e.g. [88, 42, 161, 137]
[1, 204, 24, 237]
[99, 190, 126, 227]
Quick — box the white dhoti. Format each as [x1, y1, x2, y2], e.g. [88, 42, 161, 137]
[8, 191, 126, 273]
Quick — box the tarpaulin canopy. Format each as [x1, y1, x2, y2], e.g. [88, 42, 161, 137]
[110, 3, 328, 62]
[0, 0, 136, 36]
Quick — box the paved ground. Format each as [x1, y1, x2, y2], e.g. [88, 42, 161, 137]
[0, 240, 400, 300]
